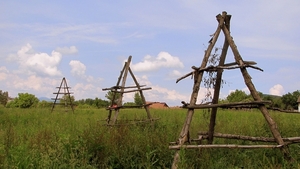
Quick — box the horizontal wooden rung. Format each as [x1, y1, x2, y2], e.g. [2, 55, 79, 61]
[169, 144, 283, 150]
[198, 131, 300, 143]
[182, 101, 271, 109]
[53, 92, 74, 94]
[102, 85, 147, 91]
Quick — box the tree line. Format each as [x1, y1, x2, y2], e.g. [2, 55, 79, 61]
[0, 90, 143, 109]
[0, 89, 299, 110]
[222, 89, 300, 110]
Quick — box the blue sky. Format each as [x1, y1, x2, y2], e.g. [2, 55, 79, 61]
[1, 1, 300, 106]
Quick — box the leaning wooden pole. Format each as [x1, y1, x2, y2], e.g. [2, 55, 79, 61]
[207, 13, 231, 144]
[221, 12, 291, 160]
[171, 12, 226, 169]
[51, 78, 64, 113]
[128, 67, 152, 120]
[110, 56, 132, 125]
[64, 78, 74, 113]
[107, 63, 127, 124]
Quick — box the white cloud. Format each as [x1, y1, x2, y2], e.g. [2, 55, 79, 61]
[69, 60, 86, 77]
[73, 83, 103, 99]
[167, 70, 183, 80]
[269, 84, 285, 96]
[55, 46, 78, 55]
[131, 52, 184, 72]
[10, 44, 63, 77]
[0, 66, 9, 81]
[3, 74, 62, 98]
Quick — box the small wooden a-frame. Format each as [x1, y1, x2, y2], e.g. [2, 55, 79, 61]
[102, 56, 156, 125]
[51, 77, 74, 113]
[170, 11, 298, 168]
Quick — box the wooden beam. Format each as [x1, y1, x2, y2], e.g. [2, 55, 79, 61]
[113, 87, 152, 93]
[182, 101, 271, 109]
[102, 85, 146, 91]
[169, 144, 283, 150]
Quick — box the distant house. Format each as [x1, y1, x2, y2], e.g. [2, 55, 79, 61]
[297, 96, 300, 112]
[146, 102, 169, 109]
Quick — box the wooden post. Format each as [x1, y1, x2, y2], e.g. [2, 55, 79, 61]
[171, 12, 226, 169]
[208, 13, 231, 144]
[221, 14, 291, 160]
[129, 67, 152, 120]
[110, 56, 132, 125]
[107, 63, 126, 124]
[51, 77, 74, 113]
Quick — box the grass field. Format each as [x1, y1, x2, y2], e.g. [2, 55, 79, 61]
[1, 107, 300, 168]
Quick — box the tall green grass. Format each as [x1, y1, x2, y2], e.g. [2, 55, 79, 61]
[0, 108, 300, 168]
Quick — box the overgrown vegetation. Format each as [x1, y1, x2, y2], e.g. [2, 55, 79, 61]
[1, 108, 300, 168]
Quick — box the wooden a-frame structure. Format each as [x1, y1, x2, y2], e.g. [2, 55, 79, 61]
[170, 11, 299, 168]
[102, 56, 156, 125]
[51, 77, 74, 113]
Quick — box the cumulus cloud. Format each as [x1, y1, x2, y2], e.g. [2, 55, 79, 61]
[167, 70, 183, 80]
[55, 46, 78, 55]
[0, 66, 9, 81]
[73, 83, 103, 99]
[69, 60, 86, 77]
[131, 52, 184, 72]
[269, 84, 285, 96]
[11, 44, 63, 77]
[2, 74, 62, 98]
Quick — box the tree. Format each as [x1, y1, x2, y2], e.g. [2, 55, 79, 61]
[0, 90, 9, 106]
[60, 95, 75, 106]
[94, 97, 109, 108]
[9, 93, 39, 108]
[134, 92, 143, 106]
[105, 91, 121, 105]
[38, 100, 53, 108]
[226, 89, 249, 102]
[282, 90, 300, 110]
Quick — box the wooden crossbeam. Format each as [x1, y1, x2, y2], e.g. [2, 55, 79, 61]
[102, 85, 146, 91]
[169, 144, 283, 150]
[181, 101, 271, 109]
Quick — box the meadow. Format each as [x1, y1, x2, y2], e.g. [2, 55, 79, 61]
[1, 107, 300, 168]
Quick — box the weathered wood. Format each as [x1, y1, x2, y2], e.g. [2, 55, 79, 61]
[169, 144, 283, 150]
[53, 92, 73, 94]
[221, 14, 291, 160]
[176, 61, 261, 83]
[51, 77, 74, 113]
[268, 107, 300, 114]
[198, 132, 300, 143]
[182, 101, 271, 109]
[172, 11, 227, 169]
[56, 87, 71, 89]
[193, 64, 263, 72]
[110, 56, 132, 125]
[208, 14, 231, 144]
[103, 56, 155, 125]
[107, 62, 127, 124]
[128, 67, 153, 120]
[102, 85, 146, 91]
[223, 61, 256, 67]
[106, 103, 152, 110]
[112, 87, 152, 94]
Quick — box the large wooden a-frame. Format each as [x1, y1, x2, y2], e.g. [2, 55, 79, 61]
[51, 77, 74, 113]
[102, 56, 156, 125]
[170, 11, 298, 168]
